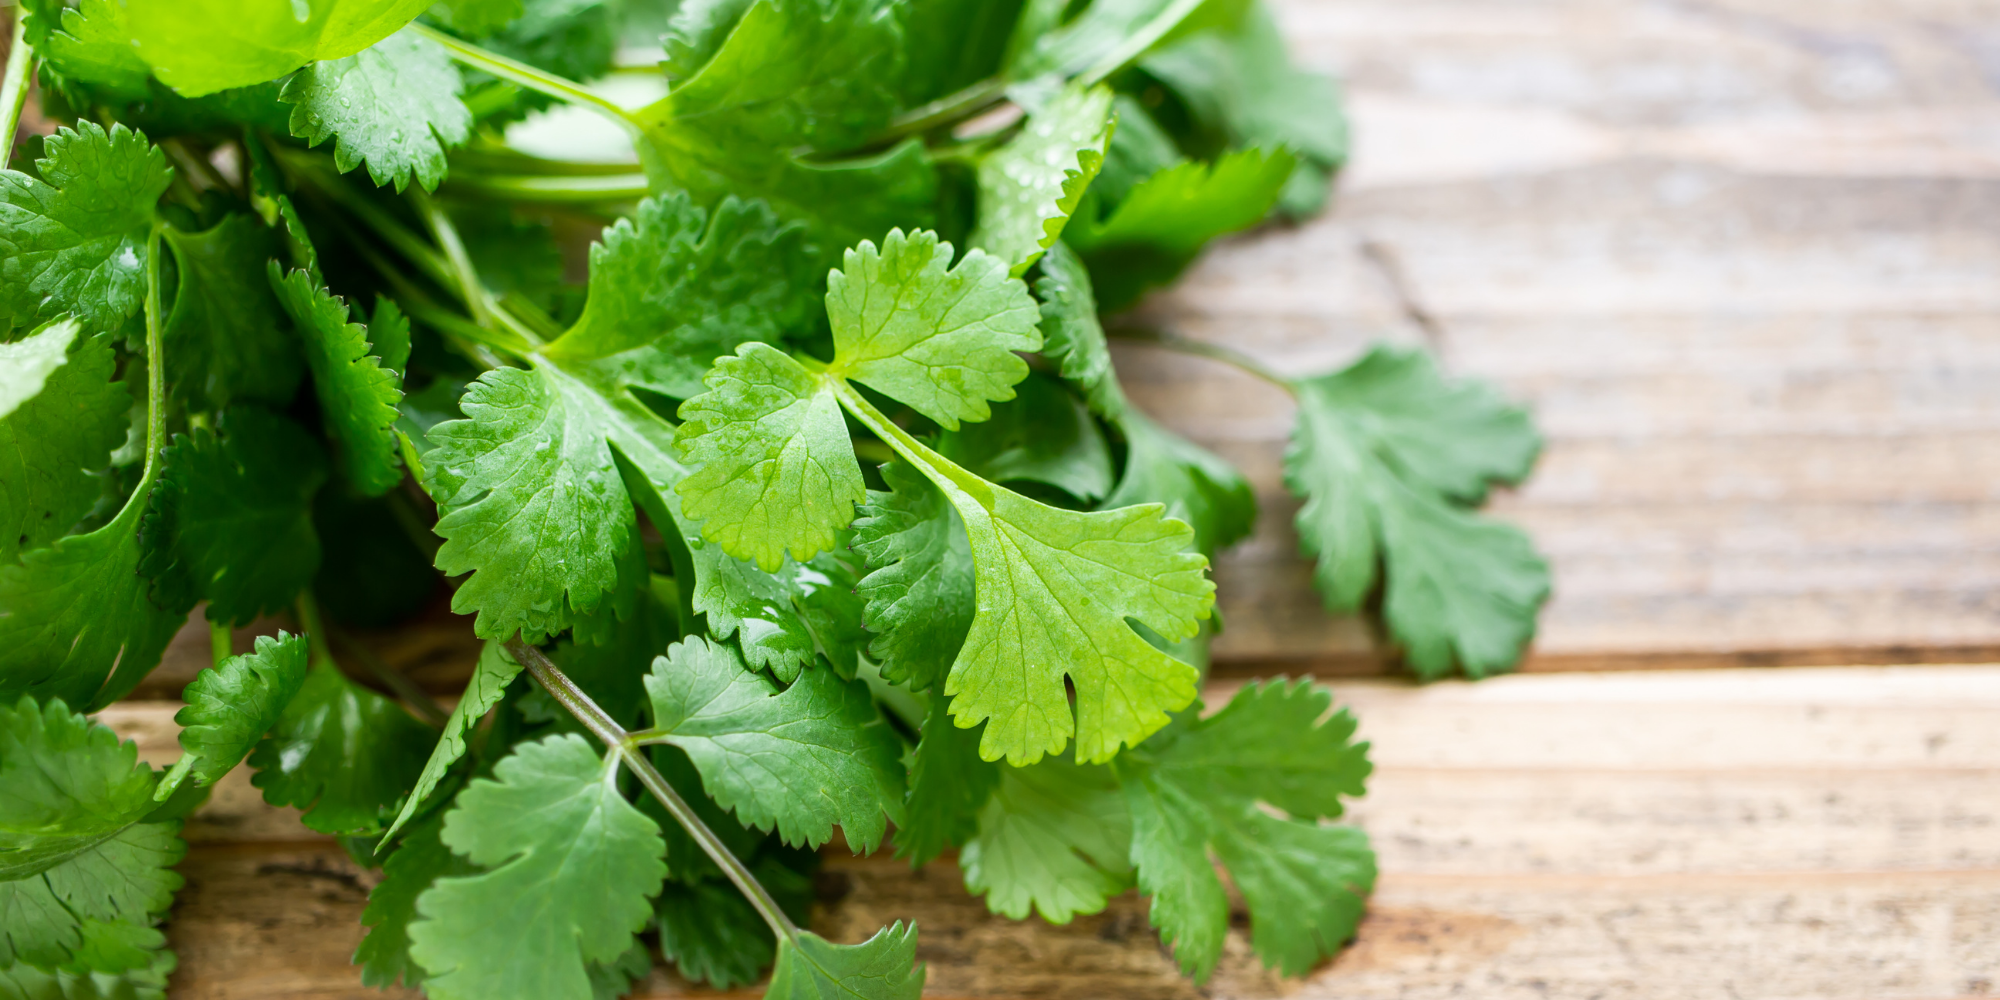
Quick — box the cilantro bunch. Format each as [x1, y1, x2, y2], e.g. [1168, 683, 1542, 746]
[0, 0, 1549, 997]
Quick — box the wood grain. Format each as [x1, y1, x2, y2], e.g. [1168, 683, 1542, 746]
[1115, 0, 2000, 672]
[111, 664, 2000, 999]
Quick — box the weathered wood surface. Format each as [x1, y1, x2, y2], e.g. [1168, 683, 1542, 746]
[1118, 0, 2000, 671]
[101, 664, 2000, 998]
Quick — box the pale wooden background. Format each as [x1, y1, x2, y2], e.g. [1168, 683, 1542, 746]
[72, 0, 2000, 995]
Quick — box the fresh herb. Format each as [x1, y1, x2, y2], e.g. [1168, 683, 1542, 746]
[0, 0, 1548, 995]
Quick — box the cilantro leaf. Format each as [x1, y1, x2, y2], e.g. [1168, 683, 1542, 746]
[543, 194, 812, 400]
[0, 478, 189, 711]
[281, 28, 473, 193]
[0, 321, 130, 566]
[432, 0, 527, 36]
[381, 641, 522, 843]
[654, 877, 778, 988]
[248, 662, 433, 835]
[159, 215, 303, 412]
[159, 633, 310, 796]
[766, 923, 924, 1000]
[896, 0, 1021, 105]
[139, 407, 329, 626]
[1091, 94, 1181, 209]
[1034, 240, 1127, 419]
[0, 123, 169, 333]
[1286, 345, 1549, 677]
[674, 343, 866, 572]
[0, 697, 184, 971]
[1107, 410, 1255, 557]
[961, 753, 1130, 923]
[825, 229, 1043, 430]
[894, 696, 996, 866]
[21, 0, 153, 103]
[423, 361, 670, 642]
[852, 461, 974, 693]
[0, 950, 172, 1000]
[1143, 0, 1347, 218]
[478, 0, 623, 85]
[682, 535, 820, 681]
[356, 810, 477, 990]
[125, 0, 432, 97]
[967, 84, 1115, 275]
[641, 636, 907, 850]
[938, 371, 1113, 503]
[1123, 680, 1374, 980]
[1069, 146, 1295, 309]
[270, 266, 405, 496]
[407, 734, 666, 1000]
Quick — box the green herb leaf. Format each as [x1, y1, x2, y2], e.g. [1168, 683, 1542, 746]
[433, 0, 527, 36]
[355, 809, 477, 990]
[766, 923, 925, 1000]
[0, 123, 169, 333]
[674, 343, 865, 572]
[281, 28, 473, 192]
[160, 632, 310, 796]
[22, 0, 154, 103]
[139, 407, 329, 626]
[938, 371, 1113, 503]
[407, 734, 666, 1000]
[248, 662, 433, 835]
[894, 695, 996, 866]
[852, 461, 974, 693]
[0, 321, 130, 566]
[641, 636, 907, 850]
[381, 641, 522, 843]
[968, 84, 1115, 275]
[1123, 680, 1374, 979]
[682, 536, 819, 682]
[1286, 345, 1549, 677]
[825, 229, 1042, 430]
[1106, 410, 1255, 558]
[1033, 240, 1127, 419]
[961, 753, 1130, 923]
[1069, 146, 1294, 309]
[159, 215, 302, 412]
[543, 194, 812, 400]
[125, 0, 431, 96]
[270, 266, 405, 496]
[654, 878, 776, 988]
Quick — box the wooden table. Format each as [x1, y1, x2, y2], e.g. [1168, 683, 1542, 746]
[103, 0, 2000, 994]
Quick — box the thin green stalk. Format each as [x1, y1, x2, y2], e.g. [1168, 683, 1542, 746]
[878, 76, 1010, 142]
[503, 639, 802, 941]
[1108, 325, 1297, 396]
[280, 152, 459, 291]
[209, 619, 232, 670]
[0, 17, 31, 171]
[144, 228, 166, 472]
[445, 171, 649, 204]
[414, 24, 639, 133]
[410, 188, 495, 330]
[294, 591, 338, 671]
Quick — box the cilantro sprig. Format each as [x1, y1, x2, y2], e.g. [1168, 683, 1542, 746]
[0, 0, 1550, 995]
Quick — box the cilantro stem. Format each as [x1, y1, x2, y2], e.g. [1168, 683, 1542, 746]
[0, 17, 30, 172]
[446, 171, 649, 203]
[504, 639, 803, 943]
[412, 24, 640, 133]
[1110, 326, 1297, 396]
[879, 76, 1010, 141]
[209, 620, 231, 670]
[143, 227, 166, 474]
[410, 188, 546, 348]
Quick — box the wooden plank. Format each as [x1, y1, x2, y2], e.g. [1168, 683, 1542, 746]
[1108, 0, 2000, 670]
[118, 665, 2000, 999]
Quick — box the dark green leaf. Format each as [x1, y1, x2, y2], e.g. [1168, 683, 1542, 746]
[382, 641, 521, 843]
[1034, 240, 1127, 419]
[0, 321, 130, 566]
[938, 371, 1113, 503]
[893, 695, 996, 866]
[0, 124, 169, 333]
[1069, 146, 1293, 309]
[161, 632, 310, 795]
[159, 215, 302, 412]
[248, 662, 433, 835]
[766, 923, 924, 1000]
[852, 461, 974, 694]
[1105, 410, 1254, 558]
[270, 266, 405, 496]
[354, 809, 477, 990]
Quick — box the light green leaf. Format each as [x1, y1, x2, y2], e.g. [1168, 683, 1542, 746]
[641, 636, 906, 850]
[542, 194, 813, 400]
[407, 734, 666, 1000]
[1106, 410, 1255, 558]
[422, 361, 669, 642]
[674, 343, 865, 572]
[432, 0, 527, 35]
[1068, 146, 1294, 309]
[159, 633, 310, 797]
[1034, 240, 1127, 419]
[938, 371, 1113, 503]
[0, 949, 172, 1000]
[825, 229, 1042, 430]
[270, 266, 405, 496]
[682, 535, 818, 682]
[1122, 680, 1374, 980]
[1286, 345, 1548, 677]
[766, 923, 924, 1000]
[0, 321, 129, 566]
[160, 215, 302, 412]
[961, 753, 1130, 923]
[851, 461, 974, 694]
[248, 662, 433, 835]
[23, 0, 154, 103]
[281, 28, 472, 192]
[968, 84, 1115, 275]
[125, 0, 432, 97]
[381, 641, 523, 843]
[0, 123, 169, 333]
[893, 696, 996, 866]
[138, 408, 329, 626]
